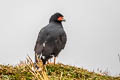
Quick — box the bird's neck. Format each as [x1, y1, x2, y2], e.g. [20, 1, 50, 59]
[50, 22, 63, 26]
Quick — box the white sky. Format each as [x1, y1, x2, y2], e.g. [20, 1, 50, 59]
[0, 0, 120, 76]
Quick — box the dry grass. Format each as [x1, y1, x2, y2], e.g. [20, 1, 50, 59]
[26, 55, 49, 80]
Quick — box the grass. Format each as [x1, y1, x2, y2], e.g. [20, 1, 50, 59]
[0, 57, 120, 80]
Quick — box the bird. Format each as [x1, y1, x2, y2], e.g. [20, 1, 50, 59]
[34, 13, 67, 65]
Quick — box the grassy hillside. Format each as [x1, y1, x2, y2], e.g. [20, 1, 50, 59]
[0, 63, 120, 80]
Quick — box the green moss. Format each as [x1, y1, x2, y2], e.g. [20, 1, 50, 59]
[0, 64, 120, 80]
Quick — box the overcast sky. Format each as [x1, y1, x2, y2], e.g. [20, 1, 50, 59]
[0, 0, 120, 76]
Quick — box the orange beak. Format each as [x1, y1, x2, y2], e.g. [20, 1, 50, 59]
[58, 17, 66, 22]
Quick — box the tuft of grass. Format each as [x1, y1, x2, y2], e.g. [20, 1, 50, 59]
[26, 55, 49, 80]
[0, 57, 120, 80]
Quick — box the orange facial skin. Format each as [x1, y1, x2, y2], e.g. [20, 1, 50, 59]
[57, 17, 63, 21]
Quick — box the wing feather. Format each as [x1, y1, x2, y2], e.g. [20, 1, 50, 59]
[34, 27, 47, 54]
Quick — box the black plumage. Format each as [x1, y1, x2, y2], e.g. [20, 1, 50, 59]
[34, 13, 67, 64]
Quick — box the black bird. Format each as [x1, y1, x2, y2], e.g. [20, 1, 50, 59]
[34, 13, 67, 65]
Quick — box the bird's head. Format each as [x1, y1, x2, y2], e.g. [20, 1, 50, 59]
[49, 12, 65, 23]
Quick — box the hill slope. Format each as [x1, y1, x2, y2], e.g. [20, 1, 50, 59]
[0, 63, 120, 80]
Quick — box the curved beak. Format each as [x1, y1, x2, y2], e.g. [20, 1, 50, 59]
[62, 18, 66, 22]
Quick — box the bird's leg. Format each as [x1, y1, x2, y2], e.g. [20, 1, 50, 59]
[54, 57, 56, 65]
